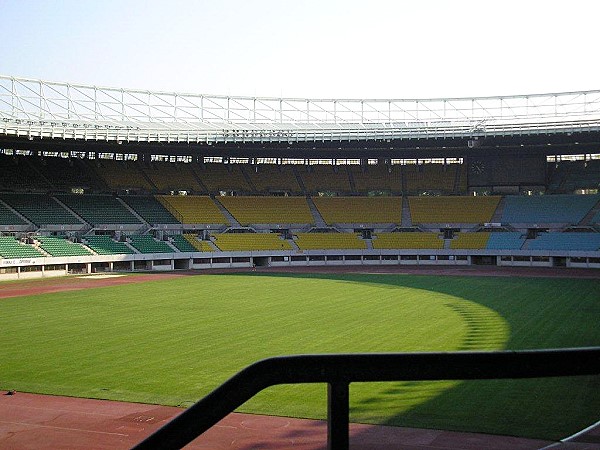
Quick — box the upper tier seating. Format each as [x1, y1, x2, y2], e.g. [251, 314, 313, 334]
[0, 236, 45, 258]
[485, 232, 525, 250]
[183, 234, 215, 252]
[350, 164, 402, 194]
[593, 211, 600, 224]
[213, 233, 293, 251]
[57, 195, 142, 225]
[33, 157, 103, 191]
[128, 235, 173, 253]
[404, 164, 457, 193]
[156, 195, 228, 224]
[313, 197, 402, 224]
[298, 165, 352, 194]
[83, 235, 135, 255]
[95, 160, 154, 192]
[195, 164, 252, 193]
[501, 194, 600, 224]
[372, 232, 444, 249]
[218, 196, 314, 225]
[450, 232, 491, 249]
[0, 201, 28, 225]
[409, 196, 501, 224]
[528, 232, 600, 251]
[120, 196, 179, 224]
[35, 236, 93, 257]
[245, 165, 302, 194]
[0, 155, 52, 191]
[294, 232, 366, 250]
[0, 193, 82, 225]
[548, 160, 600, 193]
[141, 162, 204, 192]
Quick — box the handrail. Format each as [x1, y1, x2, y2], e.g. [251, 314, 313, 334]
[132, 348, 600, 450]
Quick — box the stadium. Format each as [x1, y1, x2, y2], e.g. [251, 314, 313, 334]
[0, 75, 599, 449]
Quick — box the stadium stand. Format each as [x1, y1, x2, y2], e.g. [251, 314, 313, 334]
[141, 162, 204, 193]
[0, 193, 82, 226]
[245, 164, 302, 194]
[450, 232, 491, 249]
[312, 197, 402, 224]
[294, 232, 366, 250]
[213, 233, 293, 251]
[128, 235, 174, 253]
[548, 160, 600, 193]
[120, 196, 179, 224]
[56, 194, 143, 225]
[218, 196, 314, 225]
[403, 164, 457, 194]
[298, 165, 352, 194]
[501, 194, 600, 224]
[32, 157, 103, 192]
[183, 234, 215, 252]
[35, 236, 93, 257]
[94, 160, 154, 192]
[0, 201, 29, 225]
[0, 236, 45, 258]
[485, 232, 526, 250]
[195, 163, 252, 193]
[156, 195, 228, 225]
[169, 234, 199, 252]
[83, 235, 136, 255]
[350, 164, 402, 194]
[409, 196, 501, 224]
[593, 211, 600, 224]
[372, 232, 444, 249]
[0, 154, 51, 191]
[528, 232, 600, 251]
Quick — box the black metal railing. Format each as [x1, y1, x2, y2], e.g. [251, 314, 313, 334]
[132, 348, 600, 450]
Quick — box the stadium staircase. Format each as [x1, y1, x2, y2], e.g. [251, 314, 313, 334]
[293, 166, 308, 194]
[139, 167, 159, 192]
[306, 196, 328, 227]
[346, 166, 357, 193]
[239, 166, 258, 193]
[211, 196, 242, 227]
[52, 196, 89, 226]
[190, 168, 210, 194]
[117, 198, 150, 227]
[0, 198, 33, 227]
[452, 165, 462, 194]
[401, 197, 412, 226]
[578, 197, 600, 226]
[490, 196, 506, 223]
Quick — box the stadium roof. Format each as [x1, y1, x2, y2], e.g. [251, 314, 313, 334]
[1, 75, 600, 145]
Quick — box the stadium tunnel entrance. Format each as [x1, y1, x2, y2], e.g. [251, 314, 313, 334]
[253, 256, 270, 267]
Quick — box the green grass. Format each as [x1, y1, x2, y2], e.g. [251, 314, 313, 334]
[0, 272, 598, 440]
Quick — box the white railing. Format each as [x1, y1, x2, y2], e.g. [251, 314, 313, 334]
[1, 75, 599, 143]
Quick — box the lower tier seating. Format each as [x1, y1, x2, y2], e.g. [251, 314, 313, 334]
[83, 236, 136, 255]
[35, 236, 93, 257]
[0, 237, 45, 258]
[213, 233, 293, 251]
[372, 232, 444, 249]
[294, 233, 366, 250]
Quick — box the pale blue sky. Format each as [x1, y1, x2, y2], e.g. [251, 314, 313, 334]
[1, 0, 598, 99]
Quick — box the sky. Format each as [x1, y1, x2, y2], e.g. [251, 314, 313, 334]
[1, 0, 599, 100]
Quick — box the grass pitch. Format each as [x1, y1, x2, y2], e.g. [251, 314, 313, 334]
[0, 272, 598, 439]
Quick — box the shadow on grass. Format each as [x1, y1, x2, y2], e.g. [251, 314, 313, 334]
[243, 271, 600, 440]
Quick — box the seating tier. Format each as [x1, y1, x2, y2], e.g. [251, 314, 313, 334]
[294, 233, 366, 250]
[409, 196, 500, 224]
[372, 232, 443, 249]
[213, 233, 293, 251]
[313, 197, 402, 224]
[219, 196, 313, 225]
